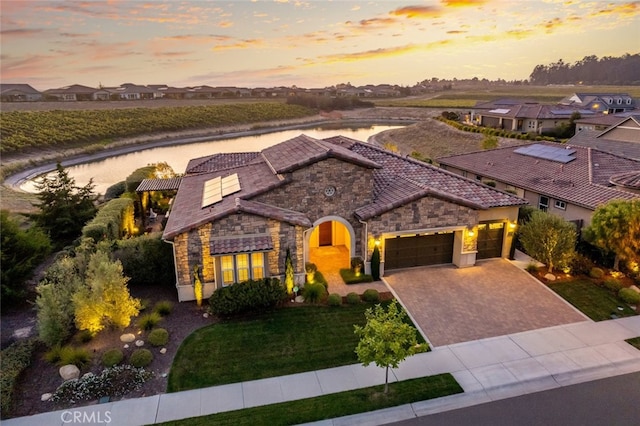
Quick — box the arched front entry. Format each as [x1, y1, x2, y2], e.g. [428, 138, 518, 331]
[305, 216, 356, 274]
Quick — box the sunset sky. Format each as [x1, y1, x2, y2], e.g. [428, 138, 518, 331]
[1, 0, 639, 91]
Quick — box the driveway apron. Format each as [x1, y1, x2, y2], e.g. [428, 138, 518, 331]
[384, 258, 589, 347]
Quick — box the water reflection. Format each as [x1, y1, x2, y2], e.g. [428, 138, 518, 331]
[21, 124, 403, 195]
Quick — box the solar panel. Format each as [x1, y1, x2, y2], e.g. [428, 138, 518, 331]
[513, 144, 576, 164]
[202, 174, 242, 208]
[489, 108, 511, 114]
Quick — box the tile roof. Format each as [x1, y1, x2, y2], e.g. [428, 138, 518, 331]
[186, 152, 261, 174]
[136, 177, 182, 192]
[322, 137, 527, 220]
[164, 134, 528, 239]
[609, 171, 640, 190]
[437, 142, 640, 210]
[261, 134, 381, 173]
[210, 234, 273, 255]
[567, 116, 640, 161]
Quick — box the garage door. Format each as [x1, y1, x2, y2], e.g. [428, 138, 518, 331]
[477, 222, 504, 259]
[385, 233, 454, 270]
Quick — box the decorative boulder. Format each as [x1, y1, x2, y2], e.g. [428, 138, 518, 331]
[135, 340, 145, 347]
[41, 393, 52, 402]
[59, 364, 80, 381]
[123, 344, 129, 349]
[295, 295, 305, 303]
[120, 333, 136, 343]
[160, 348, 167, 354]
[544, 273, 556, 281]
[629, 285, 640, 294]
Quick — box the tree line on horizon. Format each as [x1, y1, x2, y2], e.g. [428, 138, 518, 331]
[529, 53, 639, 86]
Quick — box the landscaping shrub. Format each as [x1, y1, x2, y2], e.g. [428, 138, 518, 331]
[525, 263, 539, 273]
[371, 246, 381, 281]
[327, 293, 343, 307]
[1, 339, 36, 418]
[346, 292, 361, 305]
[76, 330, 94, 344]
[51, 365, 152, 403]
[113, 233, 175, 287]
[305, 262, 318, 283]
[362, 289, 380, 303]
[569, 253, 595, 276]
[209, 277, 287, 316]
[350, 257, 364, 272]
[619, 288, 640, 305]
[101, 348, 124, 367]
[138, 312, 162, 330]
[154, 300, 173, 316]
[314, 271, 329, 290]
[46, 345, 91, 368]
[303, 282, 327, 304]
[340, 268, 374, 284]
[148, 328, 169, 347]
[589, 267, 605, 279]
[82, 198, 135, 242]
[104, 181, 126, 201]
[130, 349, 153, 368]
[603, 278, 624, 293]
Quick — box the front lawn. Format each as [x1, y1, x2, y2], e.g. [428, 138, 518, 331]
[160, 373, 462, 426]
[626, 337, 640, 351]
[548, 278, 637, 321]
[168, 302, 418, 392]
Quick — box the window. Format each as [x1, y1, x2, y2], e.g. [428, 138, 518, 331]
[539, 196, 549, 212]
[528, 120, 537, 129]
[251, 253, 264, 279]
[221, 255, 235, 285]
[554, 200, 566, 210]
[220, 253, 266, 286]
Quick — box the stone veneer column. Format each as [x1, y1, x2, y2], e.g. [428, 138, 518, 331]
[173, 234, 190, 287]
[198, 224, 215, 283]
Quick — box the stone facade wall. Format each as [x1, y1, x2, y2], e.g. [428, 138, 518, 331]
[256, 158, 374, 263]
[266, 219, 304, 275]
[367, 196, 478, 258]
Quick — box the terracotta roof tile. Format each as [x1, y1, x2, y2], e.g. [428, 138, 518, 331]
[186, 152, 260, 174]
[210, 234, 273, 255]
[609, 171, 640, 190]
[438, 142, 640, 210]
[236, 199, 311, 227]
[136, 177, 182, 192]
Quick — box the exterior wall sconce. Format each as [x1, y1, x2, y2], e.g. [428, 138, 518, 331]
[374, 239, 381, 246]
[509, 222, 516, 229]
[467, 230, 474, 237]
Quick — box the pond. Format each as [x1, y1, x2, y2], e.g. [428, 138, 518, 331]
[19, 123, 405, 195]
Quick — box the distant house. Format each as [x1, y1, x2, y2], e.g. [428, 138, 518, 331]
[568, 115, 640, 161]
[43, 84, 99, 101]
[0, 84, 42, 102]
[559, 93, 636, 114]
[106, 83, 155, 100]
[574, 114, 632, 132]
[438, 142, 640, 229]
[162, 134, 526, 301]
[471, 99, 594, 134]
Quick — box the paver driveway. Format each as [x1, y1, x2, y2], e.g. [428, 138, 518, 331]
[384, 258, 589, 347]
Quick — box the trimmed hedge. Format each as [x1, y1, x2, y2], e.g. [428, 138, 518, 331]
[346, 292, 361, 305]
[209, 278, 287, 316]
[82, 198, 135, 242]
[148, 328, 169, 347]
[339, 268, 374, 284]
[327, 293, 343, 307]
[101, 348, 124, 367]
[113, 233, 175, 286]
[130, 349, 153, 368]
[302, 282, 327, 304]
[362, 289, 380, 303]
[1, 339, 37, 418]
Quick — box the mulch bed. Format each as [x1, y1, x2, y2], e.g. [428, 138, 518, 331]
[7, 284, 214, 419]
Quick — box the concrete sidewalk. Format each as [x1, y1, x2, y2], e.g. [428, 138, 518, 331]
[4, 315, 639, 426]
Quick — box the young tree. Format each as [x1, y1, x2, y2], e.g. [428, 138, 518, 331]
[518, 210, 577, 273]
[354, 300, 427, 393]
[1, 210, 51, 305]
[36, 257, 82, 347]
[584, 200, 640, 270]
[35, 163, 97, 244]
[73, 250, 141, 335]
[284, 248, 294, 295]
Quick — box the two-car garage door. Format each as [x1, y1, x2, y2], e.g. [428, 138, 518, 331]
[385, 233, 454, 270]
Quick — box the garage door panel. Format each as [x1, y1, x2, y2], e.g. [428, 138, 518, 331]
[477, 222, 504, 259]
[385, 233, 454, 270]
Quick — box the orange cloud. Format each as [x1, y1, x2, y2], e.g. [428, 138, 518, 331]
[211, 39, 264, 51]
[441, 0, 490, 6]
[0, 28, 46, 37]
[589, 1, 639, 18]
[390, 5, 441, 18]
[316, 44, 420, 64]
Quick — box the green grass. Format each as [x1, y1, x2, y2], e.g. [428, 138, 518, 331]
[159, 373, 463, 426]
[548, 278, 637, 321]
[626, 337, 640, 351]
[168, 303, 404, 392]
[339, 268, 374, 284]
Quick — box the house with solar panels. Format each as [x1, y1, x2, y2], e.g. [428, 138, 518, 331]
[161, 135, 527, 301]
[438, 142, 640, 231]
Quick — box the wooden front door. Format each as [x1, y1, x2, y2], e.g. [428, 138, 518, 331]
[319, 222, 332, 246]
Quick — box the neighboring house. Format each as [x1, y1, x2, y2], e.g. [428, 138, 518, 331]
[472, 101, 594, 134]
[162, 135, 526, 301]
[438, 142, 640, 230]
[106, 83, 155, 100]
[574, 113, 632, 132]
[0, 84, 42, 101]
[43, 84, 100, 101]
[568, 115, 640, 161]
[559, 93, 636, 114]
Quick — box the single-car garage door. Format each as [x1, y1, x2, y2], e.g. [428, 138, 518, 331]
[477, 222, 504, 259]
[385, 233, 454, 270]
